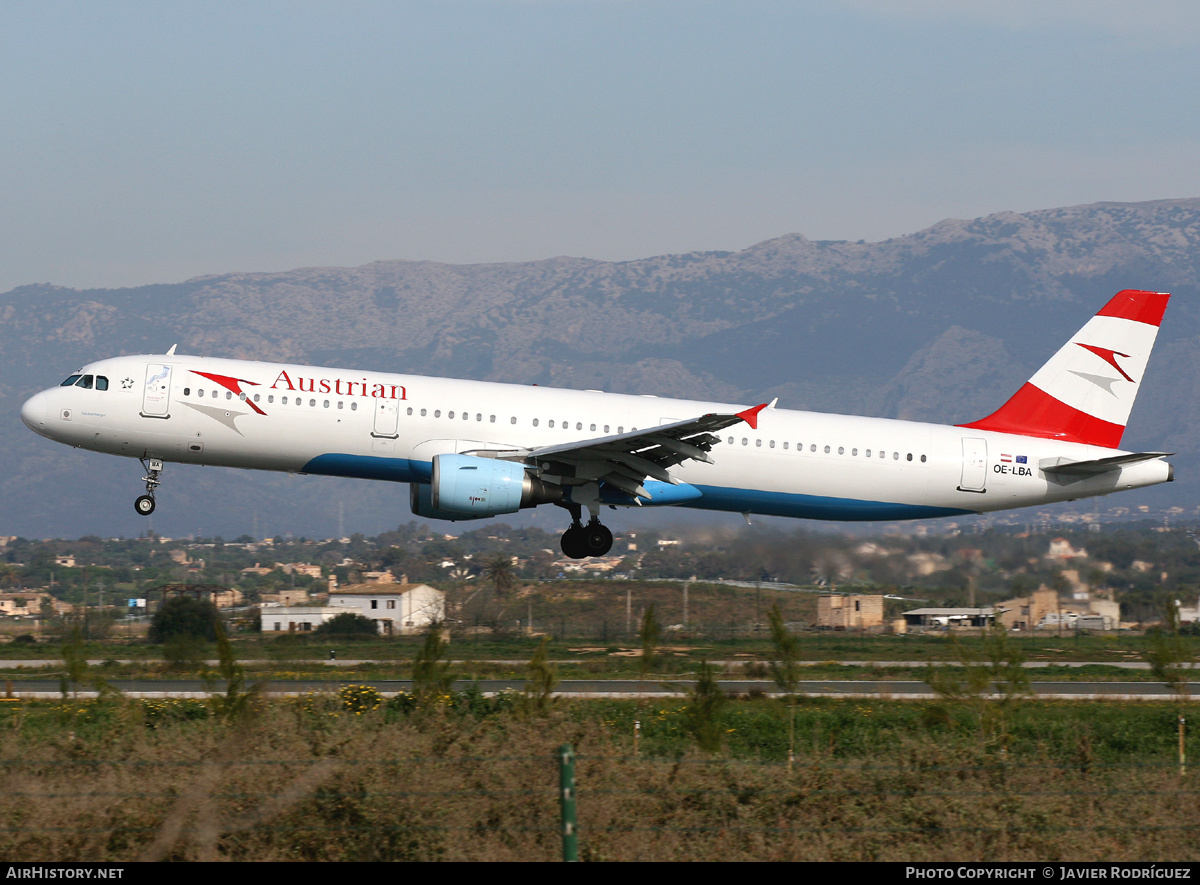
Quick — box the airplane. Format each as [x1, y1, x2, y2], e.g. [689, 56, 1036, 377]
[20, 289, 1173, 558]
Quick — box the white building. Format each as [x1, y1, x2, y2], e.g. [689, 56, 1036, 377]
[327, 582, 445, 635]
[261, 605, 353, 634]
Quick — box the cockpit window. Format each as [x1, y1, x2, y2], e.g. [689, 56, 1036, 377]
[60, 374, 81, 387]
[75, 375, 94, 389]
[95, 376, 109, 391]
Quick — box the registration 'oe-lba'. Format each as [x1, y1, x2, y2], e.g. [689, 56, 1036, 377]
[21, 289, 1174, 558]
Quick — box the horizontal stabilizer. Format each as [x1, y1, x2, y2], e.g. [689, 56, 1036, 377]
[1040, 451, 1172, 481]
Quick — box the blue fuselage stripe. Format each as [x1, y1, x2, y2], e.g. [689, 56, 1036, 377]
[301, 453, 971, 522]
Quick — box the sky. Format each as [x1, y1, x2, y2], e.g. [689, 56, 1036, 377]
[3, 0, 1200, 293]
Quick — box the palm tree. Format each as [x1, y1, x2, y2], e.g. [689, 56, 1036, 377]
[483, 554, 517, 597]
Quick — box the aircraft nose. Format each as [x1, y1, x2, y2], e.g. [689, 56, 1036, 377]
[20, 391, 47, 433]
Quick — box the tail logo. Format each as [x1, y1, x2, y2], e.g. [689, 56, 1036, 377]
[1075, 343, 1136, 383]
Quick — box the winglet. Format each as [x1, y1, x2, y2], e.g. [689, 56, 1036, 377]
[737, 403, 769, 430]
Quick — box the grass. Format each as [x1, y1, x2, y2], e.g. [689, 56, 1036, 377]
[2, 693, 1200, 861]
[0, 630, 1191, 681]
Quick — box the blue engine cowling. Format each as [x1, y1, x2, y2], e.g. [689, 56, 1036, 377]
[409, 481, 490, 521]
[410, 453, 562, 520]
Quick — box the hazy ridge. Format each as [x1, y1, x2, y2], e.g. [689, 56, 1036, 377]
[4, 198, 1198, 538]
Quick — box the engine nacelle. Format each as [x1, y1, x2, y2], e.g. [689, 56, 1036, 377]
[412, 453, 562, 520]
[409, 482, 490, 522]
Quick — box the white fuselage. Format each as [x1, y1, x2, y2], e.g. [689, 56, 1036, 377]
[20, 353, 1172, 522]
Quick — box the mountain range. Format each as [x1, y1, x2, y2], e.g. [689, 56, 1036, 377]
[4, 197, 1198, 539]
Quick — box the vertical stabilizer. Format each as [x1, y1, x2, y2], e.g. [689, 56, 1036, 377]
[958, 289, 1169, 448]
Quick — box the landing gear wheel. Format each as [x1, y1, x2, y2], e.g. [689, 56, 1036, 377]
[583, 521, 613, 556]
[136, 458, 164, 517]
[560, 524, 588, 559]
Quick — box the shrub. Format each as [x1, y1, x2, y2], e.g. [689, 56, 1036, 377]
[315, 613, 378, 638]
[149, 596, 219, 644]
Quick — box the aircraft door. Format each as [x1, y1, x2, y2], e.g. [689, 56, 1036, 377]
[372, 399, 400, 438]
[958, 437, 987, 493]
[141, 364, 173, 418]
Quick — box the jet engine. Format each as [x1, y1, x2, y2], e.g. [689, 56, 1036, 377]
[409, 453, 561, 520]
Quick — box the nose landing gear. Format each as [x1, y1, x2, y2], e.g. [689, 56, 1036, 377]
[135, 458, 163, 516]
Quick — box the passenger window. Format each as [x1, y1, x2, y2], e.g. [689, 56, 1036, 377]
[183, 387, 191, 396]
[838, 446, 844, 455]
[907, 453, 913, 461]
[281, 396, 288, 404]
[449, 411, 455, 419]
[548, 420, 555, 428]
[510, 416, 516, 424]
[920, 454, 927, 463]
[532, 418, 539, 427]
[351, 402, 357, 411]
[824, 446, 831, 453]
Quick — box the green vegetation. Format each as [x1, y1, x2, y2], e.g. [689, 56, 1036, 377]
[680, 659, 727, 754]
[149, 596, 219, 644]
[410, 626, 454, 705]
[313, 612, 377, 638]
[2, 693, 1199, 861]
[522, 636, 557, 715]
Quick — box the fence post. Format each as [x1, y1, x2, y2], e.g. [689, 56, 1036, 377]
[559, 743, 578, 862]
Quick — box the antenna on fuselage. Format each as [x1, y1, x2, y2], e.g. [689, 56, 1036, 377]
[165, 344, 177, 355]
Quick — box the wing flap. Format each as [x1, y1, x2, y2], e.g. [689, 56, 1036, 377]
[508, 404, 767, 501]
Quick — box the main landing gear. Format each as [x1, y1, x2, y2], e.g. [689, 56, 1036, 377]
[559, 503, 614, 559]
[135, 458, 163, 516]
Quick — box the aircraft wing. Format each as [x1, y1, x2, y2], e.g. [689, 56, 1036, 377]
[466, 403, 769, 501]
